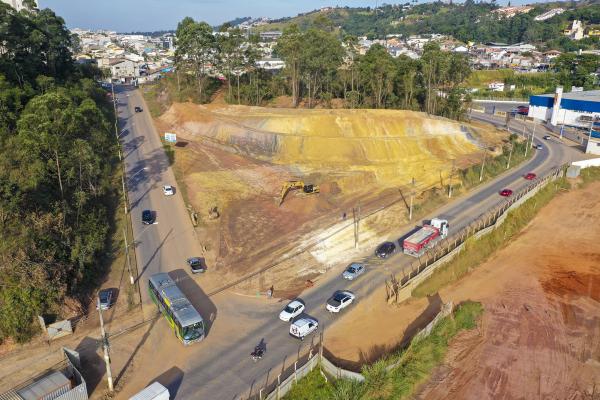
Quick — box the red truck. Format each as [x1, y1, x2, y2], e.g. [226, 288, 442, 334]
[403, 218, 449, 257]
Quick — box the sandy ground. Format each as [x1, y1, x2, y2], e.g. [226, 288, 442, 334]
[325, 181, 600, 398]
[152, 102, 508, 293]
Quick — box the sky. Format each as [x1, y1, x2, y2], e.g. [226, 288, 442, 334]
[40, 0, 519, 32]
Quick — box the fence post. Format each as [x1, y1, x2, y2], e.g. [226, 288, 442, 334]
[276, 375, 281, 400]
[294, 361, 298, 382]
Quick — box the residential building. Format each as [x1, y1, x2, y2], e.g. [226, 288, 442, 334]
[564, 20, 584, 40]
[492, 6, 533, 18]
[488, 82, 505, 92]
[1, 0, 37, 11]
[259, 31, 282, 41]
[256, 58, 285, 71]
[534, 8, 564, 21]
[109, 58, 140, 82]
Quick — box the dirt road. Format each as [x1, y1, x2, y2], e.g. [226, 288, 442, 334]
[325, 181, 600, 399]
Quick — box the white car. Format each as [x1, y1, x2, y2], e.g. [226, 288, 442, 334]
[326, 291, 355, 313]
[279, 300, 305, 322]
[289, 317, 318, 340]
[162, 185, 174, 196]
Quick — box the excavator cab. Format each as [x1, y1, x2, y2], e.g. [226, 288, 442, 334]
[279, 181, 320, 206]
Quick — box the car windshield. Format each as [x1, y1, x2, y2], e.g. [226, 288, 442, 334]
[284, 305, 295, 313]
[329, 298, 341, 306]
[347, 266, 356, 273]
[99, 292, 109, 301]
[333, 293, 347, 301]
[182, 322, 204, 341]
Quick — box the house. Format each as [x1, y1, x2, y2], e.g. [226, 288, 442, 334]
[256, 58, 285, 71]
[108, 59, 140, 82]
[453, 45, 469, 53]
[564, 20, 584, 41]
[259, 31, 282, 41]
[534, 8, 564, 21]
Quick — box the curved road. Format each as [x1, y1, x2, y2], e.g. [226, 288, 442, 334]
[115, 85, 583, 399]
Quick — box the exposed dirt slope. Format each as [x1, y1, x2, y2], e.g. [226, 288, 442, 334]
[325, 182, 600, 399]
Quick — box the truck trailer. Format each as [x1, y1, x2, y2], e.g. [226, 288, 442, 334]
[403, 218, 449, 257]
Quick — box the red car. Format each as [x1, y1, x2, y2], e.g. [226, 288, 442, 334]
[499, 189, 513, 197]
[516, 105, 529, 115]
[524, 173, 536, 180]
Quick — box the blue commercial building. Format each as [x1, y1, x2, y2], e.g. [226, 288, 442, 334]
[529, 88, 600, 154]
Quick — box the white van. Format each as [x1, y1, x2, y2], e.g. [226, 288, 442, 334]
[289, 317, 318, 340]
[129, 382, 170, 400]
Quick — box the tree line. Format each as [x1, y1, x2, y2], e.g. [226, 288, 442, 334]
[0, 4, 116, 342]
[172, 17, 473, 120]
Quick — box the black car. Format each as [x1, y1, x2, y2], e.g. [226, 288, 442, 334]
[134, 106, 143, 113]
[187, 257, 206, 273]
[375, 241, 396, 259]
[97, 289, 113, 310]
[142, 209, 154, 225]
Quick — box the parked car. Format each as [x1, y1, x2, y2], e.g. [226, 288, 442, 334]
[142, 209, 155, 225]
[342, 263, 365, 280]
[326, 291, 355, 313]
[543, 135, 551, 140]
[375, 242, 396, 259]
[524, 173, 537, 180]
[134, 106, 143, 112]
[289, 317, 318, 340]
[97, 289, 113, 310]
[187, 257, 206, 273]
[162, 185, 175, 196]
[499, 189, 513, 197]
[516, 105, 529, 115]
[279, 300, 305, 322]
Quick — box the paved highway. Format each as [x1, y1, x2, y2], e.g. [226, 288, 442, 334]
[116, 85, 583, 399]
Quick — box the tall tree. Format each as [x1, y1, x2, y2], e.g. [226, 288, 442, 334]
[275, 24, 303, 107]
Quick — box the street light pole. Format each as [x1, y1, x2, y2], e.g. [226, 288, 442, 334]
[98, 298, 114, 393]
[123, 228, 134, 285]
[479, 151, 486, 182]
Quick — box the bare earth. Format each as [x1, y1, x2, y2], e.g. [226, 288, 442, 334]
[325, 181, 600, 399]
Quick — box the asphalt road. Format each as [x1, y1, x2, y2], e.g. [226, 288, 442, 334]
[116, 86, 583, 399]
[115, 85, 204, 312]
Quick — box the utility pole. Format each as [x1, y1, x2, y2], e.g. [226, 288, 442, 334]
[123, 228, 134, 285]
[409, 177, 415, 221]
[98, 298, 114, 393]
[479, 151, 486, 182]
[448, 159, 456, 198]
[121, 175, 128, 215]
[506, 143, 513, 170]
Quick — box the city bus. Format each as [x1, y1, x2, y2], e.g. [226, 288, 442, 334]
[148, 273, 205, 345]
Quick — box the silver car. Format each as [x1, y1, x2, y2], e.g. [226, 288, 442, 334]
[342, 263, 365, 280]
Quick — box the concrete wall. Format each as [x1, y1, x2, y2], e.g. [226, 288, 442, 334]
[573, 157, 600, 168]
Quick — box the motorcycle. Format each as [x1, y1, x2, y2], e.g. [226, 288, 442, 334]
[251, 346, 265, 362]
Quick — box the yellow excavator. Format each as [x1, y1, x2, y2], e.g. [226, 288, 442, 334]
[279, 181, 320, 206]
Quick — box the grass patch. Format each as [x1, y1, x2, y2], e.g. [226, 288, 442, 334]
[578, 166, 600, 188]
[283, 368, 333, 400]
[412, 175, 570, 298]
[283, 301, 483, 400]
[163, 142, 175, 166]
[464, 69, 514, 88]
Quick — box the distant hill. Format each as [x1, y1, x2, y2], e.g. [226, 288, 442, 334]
[248, 1, 600, 51]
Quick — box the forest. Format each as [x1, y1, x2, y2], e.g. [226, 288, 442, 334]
[0, 4, 116, 342]
[173, 17, 473, 120]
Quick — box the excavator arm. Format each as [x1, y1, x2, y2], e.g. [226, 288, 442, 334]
[279, 181, 304, 206]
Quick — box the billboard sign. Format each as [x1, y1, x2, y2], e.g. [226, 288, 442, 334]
[164, 132, 177, 143]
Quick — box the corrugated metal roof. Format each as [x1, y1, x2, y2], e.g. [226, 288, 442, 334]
[17, 371, 70, 400]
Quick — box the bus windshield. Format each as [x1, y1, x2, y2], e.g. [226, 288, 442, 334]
[182, 322, 204, 341]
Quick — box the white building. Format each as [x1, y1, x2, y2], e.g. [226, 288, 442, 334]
[528, 88, 600, 154]
[108, 59, 140, 82]
[1, 0, 37, 11]
[256, 58, 285, 71]
[534, 8, 564, 21]
[564, 20, 584, 41]
[488, 82, 505, 92]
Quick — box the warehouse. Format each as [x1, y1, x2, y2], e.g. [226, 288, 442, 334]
[528, 87, 600, 154]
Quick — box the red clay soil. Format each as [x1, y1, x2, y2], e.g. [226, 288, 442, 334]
[415, 182, 600, 400]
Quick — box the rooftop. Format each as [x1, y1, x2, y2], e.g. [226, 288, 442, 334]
[534, 89, 600, 102]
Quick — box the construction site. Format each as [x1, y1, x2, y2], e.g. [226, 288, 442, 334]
[152, 101, 506, 293]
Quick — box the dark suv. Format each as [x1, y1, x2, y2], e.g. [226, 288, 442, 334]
[375, 241, 396, 259]
[187, 257, 206, 273]
[142, 209, 154, 225]
[134, 106, 143, 113]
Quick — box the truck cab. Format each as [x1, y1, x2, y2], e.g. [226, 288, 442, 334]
[430, 218, 449, 238]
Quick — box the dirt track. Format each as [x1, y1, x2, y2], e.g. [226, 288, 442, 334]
[325, 181, 600, 399]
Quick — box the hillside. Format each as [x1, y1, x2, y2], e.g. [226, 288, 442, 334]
[251, 1, 600, 51]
